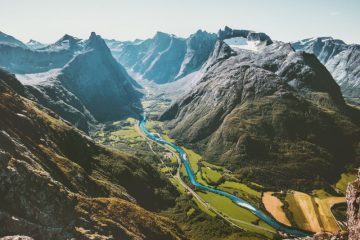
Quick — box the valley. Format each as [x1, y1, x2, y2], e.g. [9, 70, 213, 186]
[0, 20, 359, 239]
[92, 87, 354, 239]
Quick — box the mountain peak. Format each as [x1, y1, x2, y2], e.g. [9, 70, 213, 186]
[154, 31, 171, 39]
[86, 32, 109, 51]
[55, 34, 80, 46]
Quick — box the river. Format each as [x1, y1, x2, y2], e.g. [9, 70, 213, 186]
[139, 115, 311, 237]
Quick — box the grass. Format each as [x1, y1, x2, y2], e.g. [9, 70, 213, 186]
[218, 181, 261, 199]
[187, 207, 196, 216]
[145, 120, 159, 130]
[201, 167, 223, 185]
[314, 189, 332, 199]
[183, 148, 202, 173]
[160, 166, 172, 173]
[285, 190, 346, 234]
[170, 177, 186, 195]
[197, 191, 275, 239]
[286, 191, 321, 233]
[335, 173, 357, 194]
[110, 128, 141, 139]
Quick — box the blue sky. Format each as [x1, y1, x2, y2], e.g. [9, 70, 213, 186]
[1, 0, 359, 44]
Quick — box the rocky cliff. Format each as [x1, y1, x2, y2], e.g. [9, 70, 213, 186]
[347, 170, 360, 240]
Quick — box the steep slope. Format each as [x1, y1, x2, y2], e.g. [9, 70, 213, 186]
[161, 35, 360, 191]
[107, 30, 217, 84]
[0, 69, 96, 132]
[0, 31, 28, 48]
[325, 45, 360, 97]
[58, 32, 142, 121]
[292, 37, 360, 97]
[0, 72, 185, 240]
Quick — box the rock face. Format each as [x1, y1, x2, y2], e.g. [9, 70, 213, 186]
[292, 37, 360, 97]
[106, 30, 217, 84]
[218, 26, 273, 45]
[0, 72, 185, 240]
[0, 237, 34, 240]
[0, 31, 142, 131]
[58, 32, 142, 122]
[347, 170, 360, 240]
[161, 36, 360, 190]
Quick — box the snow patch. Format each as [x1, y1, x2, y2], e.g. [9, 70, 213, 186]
[16, 69, 62, 86]
[224, 37, 261, 52]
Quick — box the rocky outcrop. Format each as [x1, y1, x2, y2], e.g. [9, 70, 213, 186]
[0, 236, 34, 240]
[347, 170, 360, 240]
[218, 26, 273, 45]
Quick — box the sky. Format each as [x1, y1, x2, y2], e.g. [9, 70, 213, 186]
[1, 0, 359, 44]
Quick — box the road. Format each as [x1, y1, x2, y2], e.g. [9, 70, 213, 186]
[137, 116, 310, 237]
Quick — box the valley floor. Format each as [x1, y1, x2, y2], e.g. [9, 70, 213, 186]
[92, 82, 354, 239]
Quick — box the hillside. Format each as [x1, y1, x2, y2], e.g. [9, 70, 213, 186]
[161, 35, 360, 191]
[0, 72, 185, 240]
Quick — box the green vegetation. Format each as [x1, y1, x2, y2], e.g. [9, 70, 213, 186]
[336, 173, 357, 194]
[196, 191, 275, 239]
[183, 148, 202, 173]
[218, 181, 261, 199]
[201, 167, 223, 185]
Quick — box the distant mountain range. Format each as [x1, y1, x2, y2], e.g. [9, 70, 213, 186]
[292, 37, 360, 98]
[0, 31, 142, 132]
[104, 29, 360, 99]
[106, 30, 217, 84]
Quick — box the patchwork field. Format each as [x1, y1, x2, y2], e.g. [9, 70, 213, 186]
[285, 191, 345, 233]
[262, 192, 291, 226]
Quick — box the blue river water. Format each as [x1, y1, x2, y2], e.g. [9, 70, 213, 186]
[139, 116, 311, 237]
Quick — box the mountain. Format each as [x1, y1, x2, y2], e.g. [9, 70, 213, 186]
[0, 70, 96, 132]
[161, 29, 360, 191]
[0, 35, 76, 74]
[292, 37, 360, 98]
[0, 31, 142, 131]
[0, 71, 185, 240]
[57, 32, 142, 121]
[106, 30, 217, 84]
[26, 39, 47, 50]
[0, 31, 28, 48]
